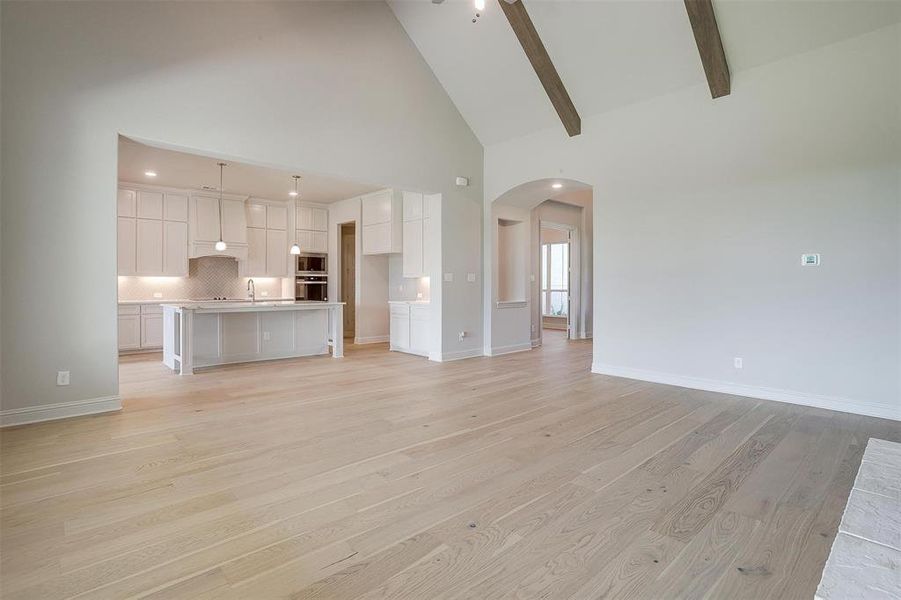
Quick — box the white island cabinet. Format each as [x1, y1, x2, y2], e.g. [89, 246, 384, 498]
[161, 301, 344, 375]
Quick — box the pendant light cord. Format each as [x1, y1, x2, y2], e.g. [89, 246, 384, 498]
[218, 162, 225, 242]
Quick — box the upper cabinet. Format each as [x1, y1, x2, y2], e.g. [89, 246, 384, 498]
[245, 199, 290, 277]
[190, 193, 248, 260]
[361, 189, 402, 255]
[402, 191, 430, 278]
[296, 204, 328, 254]
[117, 186, 188, 276]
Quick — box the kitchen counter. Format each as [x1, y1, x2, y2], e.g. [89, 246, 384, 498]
[388, 300, 430, 305]
[119, 297, 294, 305]
[162, 302, 344, 374]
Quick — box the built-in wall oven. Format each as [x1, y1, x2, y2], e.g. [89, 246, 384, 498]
[296, 253, 327, 276]
[296, 275, 327, 302]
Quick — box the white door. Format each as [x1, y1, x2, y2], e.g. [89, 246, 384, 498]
[402, 191, 423, 221]
[296, 206, 313, 230]
[362, 190, 392, 225]
[117, 217, 136, 275]
[163, 193, 189, 222]
[141, 315, 163, 348]
[246, 202, 267, 229]
[136, 218, 163, 274]
[266, 229, 288, 277]
[117, 189, 136, 217]
[410, 306, 430, 356]
[311, 231, 328, 253]
[246, 228, 267, 276]
[267, 205, 288, 230]
[118, 315, 141, 350]
[163, 220, 188, 276]
[402, 220, 423, 277]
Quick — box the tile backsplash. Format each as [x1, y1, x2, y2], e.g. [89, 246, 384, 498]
[118, 256, 289, 301]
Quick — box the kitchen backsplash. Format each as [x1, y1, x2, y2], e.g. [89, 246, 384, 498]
[118, 256, 289, 301]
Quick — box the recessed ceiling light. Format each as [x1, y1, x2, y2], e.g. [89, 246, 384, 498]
[552, 182, 563, 189]
[144, 171, 157, 178]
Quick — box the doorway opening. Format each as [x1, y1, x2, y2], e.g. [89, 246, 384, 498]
[340, 223, 356, 339]
[540, 223, 571, 338]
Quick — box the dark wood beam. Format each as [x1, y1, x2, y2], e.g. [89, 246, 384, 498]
[684, 0, 730, 98]
[498, 0, 581, 136]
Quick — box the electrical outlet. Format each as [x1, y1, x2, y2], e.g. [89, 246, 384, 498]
[459, 331, 466, 342]
[416, 292, 423, 299]
[152, 292, 163, 298]
[263, 332, 271, 341]
[260, 291, 269, 297]
[444, 273, 454, 283]
[56, 371, 70, 386]
[733, 357, 743, 369]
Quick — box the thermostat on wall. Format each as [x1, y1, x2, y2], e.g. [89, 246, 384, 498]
[801, 253, 820, 266]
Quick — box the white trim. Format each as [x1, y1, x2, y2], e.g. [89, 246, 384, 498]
[486, 342, 532, 357]
[531, 338, 542, 348]
[0, 395, 122, 427]
[431, 348, 484, 362]
[591, 363, 900, 422]
[353, 335, 389, 345]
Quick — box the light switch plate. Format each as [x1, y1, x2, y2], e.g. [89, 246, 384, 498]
[444, 273, 454, 282]
[56, 371, 70, 386]
[467, 273, 476, 283]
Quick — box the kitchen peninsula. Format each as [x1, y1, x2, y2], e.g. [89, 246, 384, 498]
[161, 301, 344, 375]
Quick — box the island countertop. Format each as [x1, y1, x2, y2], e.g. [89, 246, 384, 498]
[162, 301, 344, 314]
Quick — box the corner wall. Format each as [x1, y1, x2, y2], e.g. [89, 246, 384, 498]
[485, 25, 901, 420]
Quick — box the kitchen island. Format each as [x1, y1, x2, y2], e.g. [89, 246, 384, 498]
[161, 301, 343, 375]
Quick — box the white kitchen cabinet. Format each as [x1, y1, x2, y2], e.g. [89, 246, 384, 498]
[136, 218, 163, 275]
[422, 216, 431, 277]
[402, 191, 423, 221]
[267, 204, 288, 230]
[362, 190, 402, 255]
[389, 304, 411, 351]
[295, 205, 328, 254]
[389, 302, 430, 357]
[164, 193, 189, 222]
[296, 230, 328, 254]
[118, 314, 141, 351]
[246, 227, 267, 275]
[141, 315, 163, 348]
[402, 220, 423, 278]
[118, 189, 136, 218]
[117, 217, 136, 275]
[266, 229, 288, 277]
[137, 190, 164, 220]
[246, 201, 267, 229]
[193, 195, 221, 242]
[401, 191, 428, 277]
[222, 198, 247, 244]
[163, 221, 188, 276]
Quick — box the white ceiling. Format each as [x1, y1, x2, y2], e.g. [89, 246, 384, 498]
[118, 137, 380, 203]
[389, 0, 901, 146]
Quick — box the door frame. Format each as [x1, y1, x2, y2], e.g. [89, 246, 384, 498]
[538, 220, 579, 344]
[337, 221, 357, 339]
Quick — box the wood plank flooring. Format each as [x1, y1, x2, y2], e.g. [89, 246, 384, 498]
[1, 331, 898, 599]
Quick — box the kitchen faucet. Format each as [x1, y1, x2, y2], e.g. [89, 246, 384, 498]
[247, 278, 255, 302]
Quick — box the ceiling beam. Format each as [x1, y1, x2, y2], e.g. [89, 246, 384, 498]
[498, 0, 581, 137]
[683, 0, 730, 98]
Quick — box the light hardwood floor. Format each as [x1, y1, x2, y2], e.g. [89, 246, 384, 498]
[1, 332, 898, 599]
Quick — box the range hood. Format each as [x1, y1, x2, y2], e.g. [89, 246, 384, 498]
[190, 242, 248, 262]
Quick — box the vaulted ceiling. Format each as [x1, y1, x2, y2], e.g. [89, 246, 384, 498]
[389, 0, 901, 146]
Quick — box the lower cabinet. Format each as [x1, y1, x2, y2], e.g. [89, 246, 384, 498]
[389, 302, 429, 357]
[118, 304, 163, 352]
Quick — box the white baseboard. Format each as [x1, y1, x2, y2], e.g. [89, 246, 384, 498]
[0, 395, 122, 427]
[531, 338, 541, 348]
[354, 335, 389, 345]
[591, 362, 899, 422]
[431, 348, 484, 362]
[485, 342, 532, 357]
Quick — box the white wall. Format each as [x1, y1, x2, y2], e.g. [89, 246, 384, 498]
[0, 1, 483, 418]
[485, 25, 901, 420]
[486, 203, 532, 355]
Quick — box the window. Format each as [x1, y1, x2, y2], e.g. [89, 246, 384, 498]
[541, 241, 568, 317]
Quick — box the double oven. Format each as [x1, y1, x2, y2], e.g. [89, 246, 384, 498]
[295, 253, 328, 302]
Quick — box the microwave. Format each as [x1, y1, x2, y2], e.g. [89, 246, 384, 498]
[296, 253, 327, 275]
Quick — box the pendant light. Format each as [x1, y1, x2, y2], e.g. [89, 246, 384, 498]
[289, 175, 302, 255]
[215, 162, 227, 251]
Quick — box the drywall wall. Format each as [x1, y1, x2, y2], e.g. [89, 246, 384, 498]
[0, 1, 483, 418]
[485, 24, 901, 420]
[486, 203, 532, 355]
